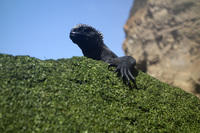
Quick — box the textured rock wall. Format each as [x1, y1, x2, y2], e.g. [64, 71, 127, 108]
[123, 0, 200, 97]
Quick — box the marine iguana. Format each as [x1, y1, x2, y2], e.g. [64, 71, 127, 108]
[69, 24, 137, 85]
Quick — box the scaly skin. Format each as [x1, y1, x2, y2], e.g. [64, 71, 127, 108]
[70, 24, 137, 85]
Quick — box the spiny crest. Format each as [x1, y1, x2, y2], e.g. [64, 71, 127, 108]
[74, 24, 103, 40]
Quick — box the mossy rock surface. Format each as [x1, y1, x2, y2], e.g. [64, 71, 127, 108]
[0, 54, 200, 132]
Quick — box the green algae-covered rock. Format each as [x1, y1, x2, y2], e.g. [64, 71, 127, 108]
[0, 54, 200, 132]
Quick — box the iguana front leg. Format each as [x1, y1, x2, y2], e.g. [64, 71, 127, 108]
[107, 56, 136, 83]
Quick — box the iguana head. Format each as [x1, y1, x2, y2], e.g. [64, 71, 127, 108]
[70, 24, 103, 50]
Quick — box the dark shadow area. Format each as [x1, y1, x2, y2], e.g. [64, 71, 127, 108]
[194, 83, 200, 94]
[136, 52, 148, 72]
[155, 35, 163, 49]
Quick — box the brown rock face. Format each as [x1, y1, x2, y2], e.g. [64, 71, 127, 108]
[123, 0, 200, 97]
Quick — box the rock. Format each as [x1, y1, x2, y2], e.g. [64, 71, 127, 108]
[123, 0, 200, 98]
